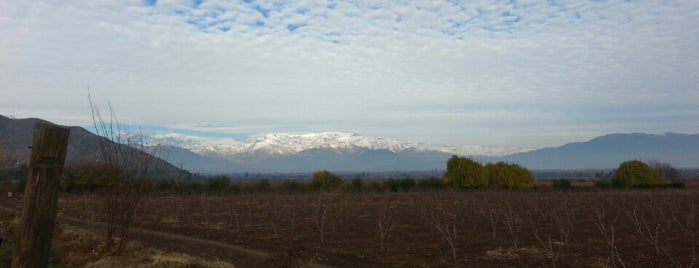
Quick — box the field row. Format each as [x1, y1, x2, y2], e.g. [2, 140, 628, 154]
[60, 189, 699, 267]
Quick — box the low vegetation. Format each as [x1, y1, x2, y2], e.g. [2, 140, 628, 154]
[1, 150, 696, 266]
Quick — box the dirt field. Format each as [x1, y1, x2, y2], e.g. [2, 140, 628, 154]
[1, 187, 697, 267]
[46, 187, 698, 267]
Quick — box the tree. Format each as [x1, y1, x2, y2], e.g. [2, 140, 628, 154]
[384, 178, 415, 192]
[442, 156, 487, 188]
[254, 179, 270, 192]
[649, 161, 680, 182]
[311, 170, 343, 190]
[611, 160, 667, 187]
[205, 175, 230, 195]
[485, 162, 535, 189]
[350, 178, 363, 192]
[89, 94, 159, 254]
[281, 179, 300, 193]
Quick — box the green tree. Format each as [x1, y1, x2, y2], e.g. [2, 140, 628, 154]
[484, 162, 535, 189]
[442, 156, 487, 188]
[415, 177, 445, 190]
[281, 179, 300, 193]
[254, 179, 270, 192]
[311, 170, 344, 190]
[611, 160, 667, 187]
[384, 177, 416, 192]
[649, 161, 680, 182]
[206, 175, 230, 195]
[350, 178, 364, 192]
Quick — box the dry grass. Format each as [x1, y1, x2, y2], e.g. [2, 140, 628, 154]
[55, 224, 235, 268]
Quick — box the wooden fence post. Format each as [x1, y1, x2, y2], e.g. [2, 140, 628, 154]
[12, 123, 70, 268]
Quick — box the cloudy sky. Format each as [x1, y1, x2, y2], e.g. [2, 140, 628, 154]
[1, 0, 698, 148]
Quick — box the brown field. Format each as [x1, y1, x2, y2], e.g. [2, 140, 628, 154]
[45, 187, 699, 267]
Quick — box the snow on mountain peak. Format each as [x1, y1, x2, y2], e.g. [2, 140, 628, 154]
[141, 131, 534, 157]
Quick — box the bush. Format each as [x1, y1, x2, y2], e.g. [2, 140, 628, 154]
[552, 179, 572, 190]
[649, 161, 680, 182]
[384, 178, 416, 192]
[311, 170, 343, 191]
[415, 177, 445, 190]
[594, 180, 612, 189]
[485, 162, 535, 190]
[611, 160, 667, 188]
[443, 156, 487, 188]
[254, 179, 270, 192]
[206, 175, 230, 195]
[349, 178, 363, 192]
[281, 180, 301, 193]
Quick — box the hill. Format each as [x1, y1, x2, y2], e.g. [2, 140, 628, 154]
[0, 115, 188, 178]
[500, 132, 699, 169]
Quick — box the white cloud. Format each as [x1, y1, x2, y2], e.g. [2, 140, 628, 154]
[1, 0, 698, 147]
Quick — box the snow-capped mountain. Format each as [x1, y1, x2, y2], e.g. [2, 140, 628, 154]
[135, 131, 536, 173]
[143, 131, 533, 157]
[126, 130, 699, 173]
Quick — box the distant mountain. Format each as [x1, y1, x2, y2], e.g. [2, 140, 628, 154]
[5, 115, 697, 174]
[0, 115, 188, 178]
[143, 132, 533, 157]
[142, 131, 699, 173]
[141, 132, 532, 173]
[500, 132, 699, 169]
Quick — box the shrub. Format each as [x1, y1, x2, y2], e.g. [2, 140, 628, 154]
[254, 179, 270, 192]
[443, 156, 487, 188]
[485, 162, 535, 190]
[649, 161, 680, 182]
[594, 180, 612, 189]
[384, 178, 416, 192]
[311, 170, 343, 191]
[349, 178, 364, 192]
[415, 177, 445, 190]
[206, 175, 230, 195]
[611, 160, 667, 188]
[281, 179, 300, 193]
[552, 179, 572, 190]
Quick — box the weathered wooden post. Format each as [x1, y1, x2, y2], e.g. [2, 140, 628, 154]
[12, 123, 69, 268]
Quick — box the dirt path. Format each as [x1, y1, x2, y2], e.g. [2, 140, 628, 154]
[0, 198, 341, 268]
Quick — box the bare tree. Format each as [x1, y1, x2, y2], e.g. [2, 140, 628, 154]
[503, 199, 522, 249]
[478, 196, 500, 240]
[89, 94, 159, 254]
[526, 200, 559, 268]
[376, 196, 396, 254]
[593, 205, 626, 268]
[670, 196, 698, 268]
[427, 195, 467, 265]
[308, 199, 329, 244]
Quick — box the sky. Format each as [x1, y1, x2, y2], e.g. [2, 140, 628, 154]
[1, 0, 698, 148]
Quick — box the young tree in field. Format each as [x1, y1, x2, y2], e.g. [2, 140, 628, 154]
[442, 156, 487, 188]
[375, 196, 396, 254]
[89, 96, 159, 254]
[593, 202, 626, 267]
[312, 202, 329, 244]
[425, 195, 468, 265]
[612, 160, 667, 187]
[311, 170, 343, 191]
[485, 162, 535, 189]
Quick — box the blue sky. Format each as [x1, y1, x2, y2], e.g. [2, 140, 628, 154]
[1, 0, 698, 147]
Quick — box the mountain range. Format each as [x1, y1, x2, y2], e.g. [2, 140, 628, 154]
[142, 130, 699, 173]
[0, 115, 187, 178]
[144, 132, 533, 173]
[2, 114, 698, 174]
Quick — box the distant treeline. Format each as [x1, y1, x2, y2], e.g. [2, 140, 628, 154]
[0, 158, 693, 196]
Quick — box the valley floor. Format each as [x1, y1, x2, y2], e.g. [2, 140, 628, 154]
[2, 186, 699, 267]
